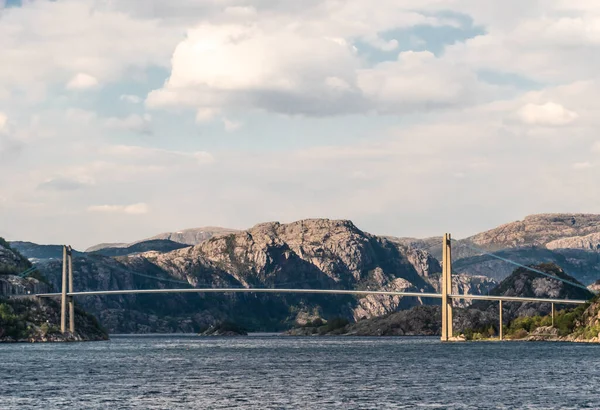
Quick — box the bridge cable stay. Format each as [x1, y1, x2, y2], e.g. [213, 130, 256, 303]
[17, 266, 38, 278]
[451, 239, 593, 293]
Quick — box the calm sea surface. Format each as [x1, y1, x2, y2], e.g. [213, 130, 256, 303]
[1, 335, 599, 409]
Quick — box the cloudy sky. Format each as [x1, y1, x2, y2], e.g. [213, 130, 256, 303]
[1, 0, 599, 249]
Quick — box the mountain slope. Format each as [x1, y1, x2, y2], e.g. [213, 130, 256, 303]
[394, 213, 600, 285]
[33, 219, 447, 332]
[472, 263, 593, 319]
[85, 227, 238, 252]
[89, 239, 189, 257]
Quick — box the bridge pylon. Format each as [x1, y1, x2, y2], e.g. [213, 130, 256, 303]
[60, 245, 75, 334]
[441, 233, 453, 341]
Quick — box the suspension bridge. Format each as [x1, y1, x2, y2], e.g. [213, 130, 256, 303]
[30, 234, 591, 342]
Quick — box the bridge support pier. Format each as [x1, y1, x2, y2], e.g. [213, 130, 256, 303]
[499, 300, 503, 341]
[68, 246, 75, 334]
[441, 233, 453, 342]
[551, 303, 555, 328]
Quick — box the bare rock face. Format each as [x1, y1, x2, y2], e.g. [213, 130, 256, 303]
[29, 219, 450, 332]
[468, 214, 600, 250]
[143, 227, 239, 246]
[546, 232, 600, 252]
[148, 219, 437, 322]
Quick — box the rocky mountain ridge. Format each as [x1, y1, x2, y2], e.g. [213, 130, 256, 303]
[5, 213, 600, 334]
[295, 263, 593, 337]
[18, 219, 450, 332]
[84, 226, 238, 252]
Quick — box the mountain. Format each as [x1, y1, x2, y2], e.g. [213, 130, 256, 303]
[85, 226, 238, 252]
[6, 213, 600, 335]
[145, 226, 239, 245]
[468, 214, 600, 250]
[85, 242, 128, 252]
[0, 238, 32, 275]
[471, 263, 594, 319]
[9, 241, 85, 261]
[301, 262, 593, 337]
[394, 213, 600, 285]
[88, 239, 189, 257]
[30, 219, 449, 332]
[0, 238, 50, 295]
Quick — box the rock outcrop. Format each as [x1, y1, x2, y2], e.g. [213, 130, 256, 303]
[546, 232, 600, 252]
[0, 297, 108, 342]
[29, 219, 452, 332]
[467, 214, 600, 250]
[0, 238, 31, 275]
[395, 214, 600, 284]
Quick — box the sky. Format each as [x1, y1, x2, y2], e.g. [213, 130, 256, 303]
[1, 0, 600, 249]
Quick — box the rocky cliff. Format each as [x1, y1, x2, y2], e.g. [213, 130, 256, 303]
[0, 238, 31, 275]
[468, 214, 600, 250]
[301, 263, 593, 337]
[28, 219, 450, 332]
[396, 214, 600, 285]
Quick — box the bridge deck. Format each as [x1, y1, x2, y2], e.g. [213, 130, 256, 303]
[33, 288, 589, 305]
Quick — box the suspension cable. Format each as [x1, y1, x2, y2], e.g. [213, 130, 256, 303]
[452, 239, 592, 293]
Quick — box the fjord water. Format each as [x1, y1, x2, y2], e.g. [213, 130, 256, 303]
[1, 336, 599, 409]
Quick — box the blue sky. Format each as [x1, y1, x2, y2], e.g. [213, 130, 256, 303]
[1, 0, 599, 248]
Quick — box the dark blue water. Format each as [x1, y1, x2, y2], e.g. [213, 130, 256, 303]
[1, 335, 599, 409]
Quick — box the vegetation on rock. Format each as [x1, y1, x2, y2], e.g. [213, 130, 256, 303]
[0, 297, 108, 342]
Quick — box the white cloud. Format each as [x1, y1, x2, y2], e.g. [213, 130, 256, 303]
[66, 108, 97, 123]
[102, 144, 215, 165]
[518, 102, 579, 126]
[120, 94, 142, 104]
[223, 118, 242, 132]
[357, 51, 489, 113]
[147, 24, 493, 116]
[105, 114, 152, 133]
[572, 162, 594, 169]
[195, 108, 218, 123]
[0, 112, 7, 133]
[66, 73, 99, 90]
[87, 203, 149, 215]
[0, 1, 180, 96]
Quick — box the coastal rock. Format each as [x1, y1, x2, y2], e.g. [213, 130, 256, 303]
[0, 297, 108, 343]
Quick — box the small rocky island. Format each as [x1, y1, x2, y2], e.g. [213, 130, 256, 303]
[199, 321, 248, 336]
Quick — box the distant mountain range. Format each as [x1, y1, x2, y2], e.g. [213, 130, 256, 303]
[84, 227, 239, 252]
[2, 213, 600, 333]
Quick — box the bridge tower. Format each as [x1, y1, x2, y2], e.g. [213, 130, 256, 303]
[60, 245, 75, 334]
[440, 233, 453, 341]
